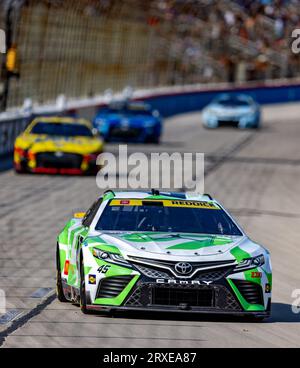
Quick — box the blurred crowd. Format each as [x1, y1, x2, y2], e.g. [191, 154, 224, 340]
[149, 0, 300, 83]
[2, 0, 299, 84]
[1, 0, 300, 109]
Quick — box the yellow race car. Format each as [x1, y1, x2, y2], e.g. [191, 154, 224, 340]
[14, 116, 104, 175]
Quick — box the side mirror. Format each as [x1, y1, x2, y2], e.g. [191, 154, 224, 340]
[73, 212, 86, 219]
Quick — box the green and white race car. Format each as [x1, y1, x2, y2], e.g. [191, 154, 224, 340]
[56, 190, 272, 320]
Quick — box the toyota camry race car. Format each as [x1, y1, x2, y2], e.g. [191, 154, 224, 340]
[202, 93, 261, 129]
[14, 116, 104, 175]
[56, 190, 272, 320]
[93, 101, 162, 143]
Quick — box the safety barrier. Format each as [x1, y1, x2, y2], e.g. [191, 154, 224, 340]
[0, 115, 30, 170]
[1, 80, 300, 171]
[139, 81, 300, 117]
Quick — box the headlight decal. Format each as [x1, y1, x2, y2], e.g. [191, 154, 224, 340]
[91, 247, 131, 268]
[86, 240, 121, 255]
[230, 248, 269, 285]
[230, 246, 251, 263]
[234, 254, 265, 272]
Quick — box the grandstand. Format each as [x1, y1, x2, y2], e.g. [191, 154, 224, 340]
[0, 0, 299, 109]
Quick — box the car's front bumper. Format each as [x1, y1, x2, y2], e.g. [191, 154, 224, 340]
[84, 250, 271, 317]
[14, 151, 99, 175]
[203, 113, 259, 128]
[88, 274, 271, 317]
[86, 304, 271, 319]
[99, 125, 160, 143]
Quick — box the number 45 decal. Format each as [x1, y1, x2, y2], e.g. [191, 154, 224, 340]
[97, 265, 111, 274]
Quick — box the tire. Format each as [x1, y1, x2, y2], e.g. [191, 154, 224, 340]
[152, 136, 160, 144]
[14, 168, 24, 174]
[203, 123, 218, 129]
[147, 135, 160, 144]
[79, 254, 90, 314]
[56, 245, 68, 303]
[14, 164, 26, 174]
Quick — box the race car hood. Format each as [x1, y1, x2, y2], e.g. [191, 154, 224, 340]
[15, 134, 103, 154]
[206, 104, 254, 117]
[91, 232, 246, 259]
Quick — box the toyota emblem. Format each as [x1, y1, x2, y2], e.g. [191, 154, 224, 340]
[175, 262, 193, 275]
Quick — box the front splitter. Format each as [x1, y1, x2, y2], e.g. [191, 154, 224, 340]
[86, 304, 270, 319]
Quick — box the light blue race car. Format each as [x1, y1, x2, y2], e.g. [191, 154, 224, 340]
[93, 101, 162, 143]
[202, 94, 261, 129]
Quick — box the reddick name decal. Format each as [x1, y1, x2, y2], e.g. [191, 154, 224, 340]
[156, 279, 213, 286]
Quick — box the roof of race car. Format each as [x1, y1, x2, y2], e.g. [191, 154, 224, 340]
[29, 116, 92, 127]
[106, 101, 151, 111]
[102, 190, 218, 203]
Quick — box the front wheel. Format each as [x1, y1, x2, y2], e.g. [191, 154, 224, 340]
[56, 245, 68, 303]
[79, 255, 90, 314]
[14, 163, 27, 174]
[146, 134, 160, 144]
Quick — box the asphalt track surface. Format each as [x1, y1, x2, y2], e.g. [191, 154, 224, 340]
[0, 103, 300, 348]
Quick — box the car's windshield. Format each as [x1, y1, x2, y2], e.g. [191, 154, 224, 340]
[31, 122, 93, 137]
[95, 199, 242, 236]
[216, 97, 250, 107]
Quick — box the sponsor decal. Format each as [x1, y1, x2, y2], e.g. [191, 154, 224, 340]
[88, 274, 97, 285]
[169, 200, 219, 209]
[110, 199, 220, 210]
[156, 279, 213, 286]
[73, 212, 86, 219]
[265, 283, 271, 293]
[63, 260, 70, 275]
[251, 271, 262, 278]
[120, 200, 130, 205]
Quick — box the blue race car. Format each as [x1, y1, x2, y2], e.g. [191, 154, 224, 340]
[93, 101, 162, 143]
[202, 94, 261, 129]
